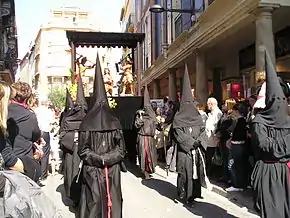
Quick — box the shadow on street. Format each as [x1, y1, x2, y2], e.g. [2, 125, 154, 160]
[56, 184, 77, 214]
[142, 178, 238, 218]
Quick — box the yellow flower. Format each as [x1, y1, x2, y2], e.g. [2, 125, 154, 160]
[108, 97, 117, 109]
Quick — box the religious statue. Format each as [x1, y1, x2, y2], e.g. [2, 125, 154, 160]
[76, 56, 96, 80]
[103, 68, 114, 96]
[120, 57, 134, 95]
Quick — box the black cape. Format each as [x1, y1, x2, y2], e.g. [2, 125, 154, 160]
[59, 76, 87, 199]
[251, 50, 290, 218]
[134, 86, 157, 174]
[78, 54, 125, 218]
[172, 64, 207, 202]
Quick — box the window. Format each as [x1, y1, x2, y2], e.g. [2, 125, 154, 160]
[175, 15, 182, 38]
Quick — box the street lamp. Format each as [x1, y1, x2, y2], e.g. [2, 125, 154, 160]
[149, 4, 198, 14]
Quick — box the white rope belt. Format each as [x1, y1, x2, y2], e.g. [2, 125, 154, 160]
[231, 140, 245, 145]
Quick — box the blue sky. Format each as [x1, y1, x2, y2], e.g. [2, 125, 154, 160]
[15, 0, 125, 59]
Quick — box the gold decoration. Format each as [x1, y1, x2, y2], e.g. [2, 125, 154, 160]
[108, 97, 117, 109]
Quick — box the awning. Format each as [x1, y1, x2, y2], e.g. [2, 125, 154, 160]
[0, 69, 13, 84]
[66, 31, 145, 48]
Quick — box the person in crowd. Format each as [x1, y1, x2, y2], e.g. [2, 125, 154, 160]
[162, 96, 169, 117]
[165, 101, 179, 172]
[225, 103, 248, 192]
[197, 104, 208, 125]
[7, 82, 41, 182]
[154, 107, 165, 161]
[173, 65, 209, 207]
[251, 50, 290, 218]
[151, 101, 158, 114]
[205, 97, 222, 178]
[215, 98, 236, 184]
[135, 86, 157, 179]
[246, 95, 257, 123]
[34, 100, 55, 181]
[78, 54, 126, 218]
[0, 82, 24, 173]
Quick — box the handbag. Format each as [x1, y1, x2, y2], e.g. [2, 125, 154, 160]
[212, 147, 223, 166]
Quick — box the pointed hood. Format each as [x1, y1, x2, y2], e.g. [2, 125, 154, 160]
[173, 64, 202, 128]
[79, 53, 122, 131]
[143, 86, 156, 119]
[76, 73, 88, 110]
[253, 49, 290, 128]
[65, 88, 74, 110]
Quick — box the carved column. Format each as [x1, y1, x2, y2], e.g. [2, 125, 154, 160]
[196, 53, 208, 105]
[255, 6, 276, 72]
[153, 79, 161, 99]
[168, 68, 177, 101]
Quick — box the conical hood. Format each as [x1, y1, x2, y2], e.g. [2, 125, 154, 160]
[76, 73, 88, 110]
[92, 53, 108, 105]
[181, 65, 194, 103]
[65, 88, 74, 110]
[144, 86, 151, 106]
[173, 64, 202, 128]
[253, 49, 290, 128]
[79, 53, 122, 131]
[143, 86, 156, 119]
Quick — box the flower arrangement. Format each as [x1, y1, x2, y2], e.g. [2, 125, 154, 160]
[108, 97, 117, 109]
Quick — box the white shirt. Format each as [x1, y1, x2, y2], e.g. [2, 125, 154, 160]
[34, 106, 55, 132]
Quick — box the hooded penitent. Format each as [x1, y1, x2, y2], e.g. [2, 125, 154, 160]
[173, 65, 202, 129]
[172, 64, 209, 205]
[77, 53, 125, 218]
[134, 86, 157, 176]
[253, 51, 290, 128]
[251, 49, 290, 218]
[59, 74, 87, 200]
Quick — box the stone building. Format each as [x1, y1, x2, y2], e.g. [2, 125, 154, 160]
[0, 0, 18, 84]
[128, 0, 290, 104]
[18, 6, 110, 100]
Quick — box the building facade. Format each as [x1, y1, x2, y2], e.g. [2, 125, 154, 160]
[0, 0, 18, 84]
[19, 6, 115, 100]
[131, 0, 290, 105]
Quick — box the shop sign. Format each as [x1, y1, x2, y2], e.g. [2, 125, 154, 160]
[0, 7, 10, 17]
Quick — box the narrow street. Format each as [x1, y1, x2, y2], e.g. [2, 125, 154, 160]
[42, 165, 259, 218]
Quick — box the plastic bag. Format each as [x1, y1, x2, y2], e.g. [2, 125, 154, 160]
[212, 147, 223, 166]
[0, 170, 62, 218]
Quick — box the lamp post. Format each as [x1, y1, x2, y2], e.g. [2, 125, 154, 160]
[150, 4, 202, 57]
[149, 4, 198, 14]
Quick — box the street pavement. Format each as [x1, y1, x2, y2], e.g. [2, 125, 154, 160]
[41, 165, 259, 218]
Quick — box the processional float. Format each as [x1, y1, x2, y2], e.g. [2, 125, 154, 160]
[66, 30, 145, 162]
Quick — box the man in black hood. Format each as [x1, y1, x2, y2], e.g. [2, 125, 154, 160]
[172, 64, 210, 207]
[134, 86, 157, 179]
[77, 54, 126, 218]
[59, 75, 87, 200]
[251, 49, 290, 218]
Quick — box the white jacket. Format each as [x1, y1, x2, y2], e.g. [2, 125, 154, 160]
[205, 107, 222, 148]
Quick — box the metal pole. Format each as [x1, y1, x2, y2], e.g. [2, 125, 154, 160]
[162, 0, 168, 58]
[137, 42, 142, 96]
[70, 41, 76, 72]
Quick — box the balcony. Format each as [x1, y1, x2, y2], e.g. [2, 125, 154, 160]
[142, 0, 260, 85]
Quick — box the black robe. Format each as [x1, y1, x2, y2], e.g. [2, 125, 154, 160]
[251, 122, 290, 218]
[174, 126, 206, 202]
[59, 106, 84, 199]
[134, 111, 157, 174]
[77, 130, 126, 218]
